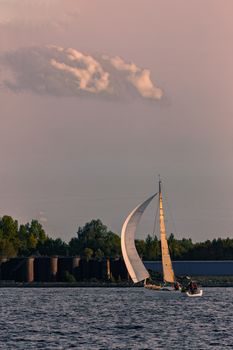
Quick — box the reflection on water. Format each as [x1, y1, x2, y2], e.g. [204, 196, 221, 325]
[0, 287, 232, 349]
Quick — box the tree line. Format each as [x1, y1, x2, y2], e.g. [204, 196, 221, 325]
[0, 215, 233, 260]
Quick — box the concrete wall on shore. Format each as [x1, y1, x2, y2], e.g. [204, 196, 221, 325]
[1, 257, 34, 282]
[111, 259, 129, 281]
[0, 257, 128, 283]
[34, 257, 52, 282]
[1, 258, 232, 283]
[50, 257, 58, 281]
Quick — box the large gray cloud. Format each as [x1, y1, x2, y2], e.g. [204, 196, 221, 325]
[0, 46, 163, 101]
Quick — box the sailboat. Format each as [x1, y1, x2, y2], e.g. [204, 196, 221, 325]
[121, 179, 203, 296]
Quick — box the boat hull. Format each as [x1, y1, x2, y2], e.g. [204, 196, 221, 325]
[185, 289, 203, 297]
[145, 284, 203, 296]
[144, 284, 180, 292]
[144, 284, 161, 291]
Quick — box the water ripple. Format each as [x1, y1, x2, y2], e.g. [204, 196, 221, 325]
[0, 287, 232, 349]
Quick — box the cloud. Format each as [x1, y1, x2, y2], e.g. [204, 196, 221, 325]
[102, 55, 163, 100]
[0, 45, 163, 101]
[0, 46, 110, 96]
[50, 47, 109, 93]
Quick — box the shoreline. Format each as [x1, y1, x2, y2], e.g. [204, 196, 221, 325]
[0, 282, 139, 288]
[1, 281, 233, 288]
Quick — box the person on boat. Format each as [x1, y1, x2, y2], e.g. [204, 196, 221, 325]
[188, 280, 198, 294]
[174, 281, 181, 291]
[192, 282, 198, 290]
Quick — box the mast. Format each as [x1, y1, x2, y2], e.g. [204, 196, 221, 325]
[159, 177, 175, 283]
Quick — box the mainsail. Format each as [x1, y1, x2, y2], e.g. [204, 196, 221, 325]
[159, 181, 175, 283]
[121, 194, 157, 283]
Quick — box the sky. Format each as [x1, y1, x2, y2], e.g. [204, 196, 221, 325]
[0, 0, 233, 242]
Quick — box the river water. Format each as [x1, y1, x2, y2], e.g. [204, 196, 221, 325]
[0, 287, 232, 349]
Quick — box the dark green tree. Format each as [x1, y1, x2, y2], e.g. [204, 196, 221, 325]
[18, 220, 48, 255]
[135, 239, 146, 258]
[144, 234, 160, 260]
[0, 216, 19, 256]
[69, 219, 121, 258]
[84, 247, 94, 261]
[37, 238, 69, 256]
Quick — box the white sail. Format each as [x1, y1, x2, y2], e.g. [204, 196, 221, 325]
[121, 194, 157, 283]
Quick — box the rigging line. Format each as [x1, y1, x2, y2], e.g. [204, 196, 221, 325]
[163, 188, 178, 237]
[152, 196, 159, 237]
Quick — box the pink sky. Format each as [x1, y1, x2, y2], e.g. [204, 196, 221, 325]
[0, 0, 233, 241]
